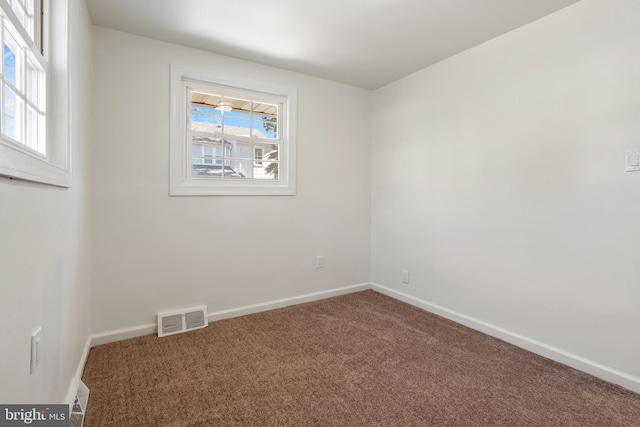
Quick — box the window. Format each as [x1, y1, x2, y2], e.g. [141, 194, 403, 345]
[170, 66, 297, 196]
[254, 147, 263, 166]
[0, 0, 70, 187]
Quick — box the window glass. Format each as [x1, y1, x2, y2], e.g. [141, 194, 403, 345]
[187, 90, 281, 182]
[26, 61, 38, 103]
[252, 161, 278, 180]
[4, 39, 18, 88]
[26, 104, 37, 149]
[3, 85, 23, 141]
[251, 118, 277, 139]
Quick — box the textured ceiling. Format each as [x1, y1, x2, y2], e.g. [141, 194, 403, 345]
[86, 0, 581, 89]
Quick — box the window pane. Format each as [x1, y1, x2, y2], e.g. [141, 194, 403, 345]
[26, 104, 37, 149]
[224, 97, 250, 114]
[222, 117, 250, 137]
[26, 62, 38, 104]
[190, 104, 220, 116]
[191, 136, 222, 144]
[223, 159, 278, 180]
[259, 144, 279, 161]
[4, 85, 22, 142]
[217, 97, 249, 136]
[254, 147, 264, 165]
[191, 92, 221, 110]
[191, 136, 222, 151]
[4, 41, 17, 87]
[190, 107, 221, 132]
[191, 136, 223, 172]
[252, 102, 278, 117]
[192, 163, 225, 178]
[4, 85, 15, 138]
[4, 31, 23, 91]
[192, 156, 217, 165]
[226, 141, 253, 161]
[223, 160, 248, 179]
[253, 161, 279, 180]
[36, 111, 44, 154]
[252, 118, 277, 139]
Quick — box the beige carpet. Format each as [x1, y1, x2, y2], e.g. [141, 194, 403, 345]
[82, 290, 640, 426]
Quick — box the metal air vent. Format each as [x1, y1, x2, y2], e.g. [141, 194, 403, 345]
[157, 305, 208, 337]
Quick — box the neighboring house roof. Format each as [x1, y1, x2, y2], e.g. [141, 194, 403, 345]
[191, 122, 270, 139]
[191, 98, 277, 118]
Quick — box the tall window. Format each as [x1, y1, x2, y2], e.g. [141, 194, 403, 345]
[1, 0, 45, 153]
[170, 66, 297, 196]
[0, 0, 68, 187]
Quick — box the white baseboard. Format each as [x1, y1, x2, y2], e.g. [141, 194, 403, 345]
[207, 283, 371, 322]
[89, 282, 372, 347]
[91, 323, 157, 347]
[65, 335, 92, 405]
[371, 283, 640, 394]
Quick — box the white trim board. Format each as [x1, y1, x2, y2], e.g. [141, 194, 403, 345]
[90, 283, 372, 347]
[371, 283, 640, 395]
[90, 322, 157, 347]
[65, 336, 92, 405]
[207, 283, 370, 322]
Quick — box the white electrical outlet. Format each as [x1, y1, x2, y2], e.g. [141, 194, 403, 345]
[316, 255, 324, 268]
[31, 327, 42, 375]
[626, 152, 640, 172]
[401, 270, 410, 284]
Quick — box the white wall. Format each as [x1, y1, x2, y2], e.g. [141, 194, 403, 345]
[0, 0, 93, 403]
[372, 0, 640, 381]
[90, 27, 372, 333]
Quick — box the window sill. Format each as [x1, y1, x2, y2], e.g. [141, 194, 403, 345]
[0, 140, 71, 187]
[169, 180, 295, 196]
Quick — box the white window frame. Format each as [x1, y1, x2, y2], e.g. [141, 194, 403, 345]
[0, 0, 70, 187]
[170, 65, 297, 196]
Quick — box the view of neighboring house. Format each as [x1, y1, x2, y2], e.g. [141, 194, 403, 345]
[189, 91, 279, 180]
[191, 123, 277, 180]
